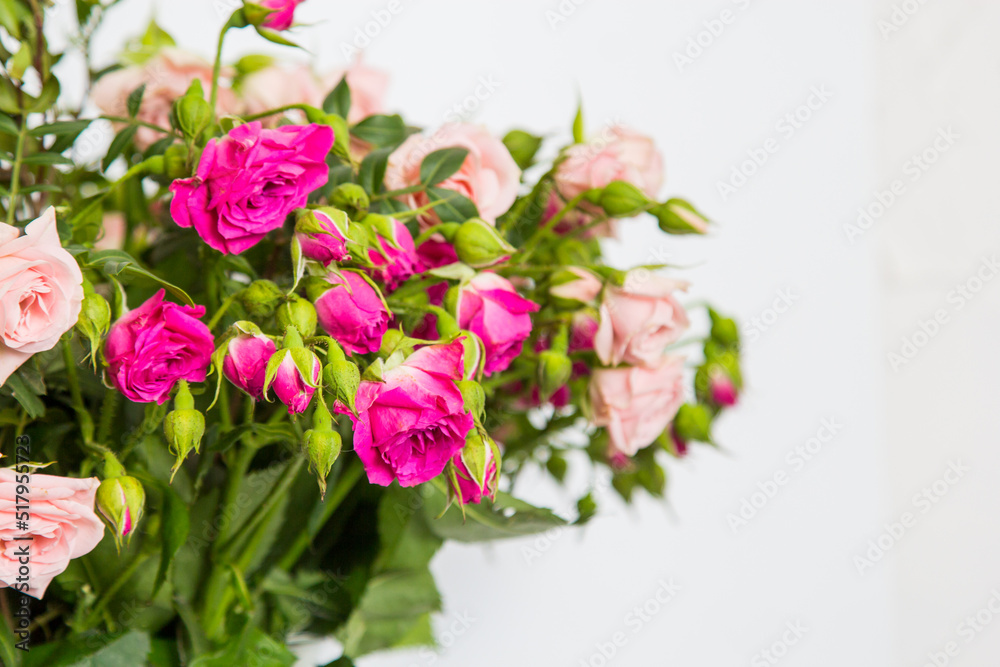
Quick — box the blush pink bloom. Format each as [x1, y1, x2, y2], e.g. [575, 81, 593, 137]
[321, 61, 390, 124]
[260, 0, 304, 30]
[297, 210, 350, 266]
[223, 332, 276, 400]
[95, 212, 127, 251]
[457, 272, 539, 376]
[105, 289, 214, 404]
[556, 125, 665, 201]
[169, 122, 333, 254]
[270, 352, 320, 414]
[550, 267, 603, 304]
[453, 445, 498, 505]
[368, 219, 423, 292]
[0, 208, 84, 386]
[589, 356, 686, 457]
[385, 124, 521, 228]
[338, 341, 474, 487]
[315, 271, 388, 355]
[0, 469, 104, 599]
[91, 48, 240, 150]
[595, 273, 690, 367]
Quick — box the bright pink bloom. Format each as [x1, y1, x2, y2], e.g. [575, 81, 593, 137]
[338, 341, 474, 487]
[415, 237, 459, 270]
[368, 219, 423, 291]
[315, 271, 388, 355]
[457, 272, 539, 376]
[595, 273, 689, 367]
[453, 446, 498, 505]
[105, 290, 213, 404]
[297, 210, 350, 266]
[223, 332, 276, 400]
[260, 0, 304, 30]
[271, 352, 320, 415]
[709, 368, 739, 406]
[169, 122, 333, 255]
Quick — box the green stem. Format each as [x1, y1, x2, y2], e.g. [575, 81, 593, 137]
[62, 339, 95, 446]
[372, 183, 426, 201]
[69, 158, 156, 229]
[96, 389, 120, 445]
[79, 553, 150, 631]
[207, 293, 237, 331]
[219, 456, 305, 559]
[6, 120, 27, 225]
[98, 116, 178, 136]
[518, 190, 590, 260]
[240, 104, 310, 122]
[499, 167, 555, 236]
[209, 12, 243, 114]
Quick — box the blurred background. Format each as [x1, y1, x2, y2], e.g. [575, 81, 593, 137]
[47, 0, 1000, 664]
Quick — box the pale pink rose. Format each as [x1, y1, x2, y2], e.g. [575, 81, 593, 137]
[91, 48, 241, 150]
[594, 273, 690, 367]
[95, 212, 127, 251]
[241, 64, 323, 124]
[0, 468, 104, 598]
[385, 124, 521, 228]
[589, 356, 686, 457]
[550, 267, 603, 304]
[321, 61, 390, 124]
[556, 125, 665, 201]
[0, 208, 84, 386]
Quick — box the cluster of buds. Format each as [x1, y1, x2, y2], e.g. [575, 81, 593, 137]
[443, 377, 501, 507]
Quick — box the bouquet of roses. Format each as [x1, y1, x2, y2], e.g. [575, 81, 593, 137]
[0, 0, 743, 664]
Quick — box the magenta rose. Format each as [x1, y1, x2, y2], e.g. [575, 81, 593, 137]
[457, 272, 539, 376]
[223, 331, 276, 400]
[368, 219, 424, 291]
[416, 237, 459, 270]
[297, 209, 350, 266]
[453, 445, 498, 505]
[260, 0, 304, 30]
[0, 469, 104, 599]
[595, 273, 690, 367]
[0, 208, 84, 386]
[314, 271, 388, 355]
[589, 356, 686, 457]
[269, 350, 320, 415]
[105, 290, 214, 404]
[169, 122, 333, 255]
[337, 341, 474, 487]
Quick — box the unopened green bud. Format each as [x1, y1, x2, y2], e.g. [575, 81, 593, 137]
[672, 403, 713, 444]
[709, 308, 740, 348]
[172, 79, 213, 140]
[453, 218, 515, 268]
[537, 350, 573, 400]
[651, 198, 710, 235]
[96, 475, 146, 552]
[276, 295, 317, 338]
[324, 359, 360, 414]
[164, 144, 190, 180]
[303, 399, 342, 497]
[239, 279, 284, 319]
[599, 181, 650, 218]
[330, 183, 370, 214]
[456, 379, 485, 421]
[164, 381, 205, 483]
[76, 282, 111, 370]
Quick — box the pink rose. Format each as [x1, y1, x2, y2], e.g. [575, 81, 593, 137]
[0, 469, 104, 599]
[550, 267, 603, 304]
[223, 331, 276, 400]
[367, 218, 423, 292]
[314, 271, 388, 355]
[269, 350, 320, 415]
[416, 237, 459, 270]
[169, 122, 333, 254]
[105, 289, 214, 404]
[95, 212, 127, 251]
[260, 0, 304, 30]
[385, 124, 521, 228]
[589, 356, 686, 456]
[556, 125, 665, 201]
[0, 208, 84, 386]
[91, 48, 240, 150]
[321, 61, 390, 124]
[594, 273, 690, 367]
[338, 341, 475, 487]
[453, 445, 498, 505]
[297, 210, 350, 266]
[457, 272, 539, 376]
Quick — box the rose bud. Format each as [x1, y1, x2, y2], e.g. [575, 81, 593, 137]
[311, 271, 388, 355]
[222, 330, 276, 400]
[296, 208, 351, 266]
[245, 0, 304, 31]
[457, 272, 540, 376]
[96, 475, 146, 552]
[651, 198, 710, 235]
[599, 180, 651, 218]
[276, 294, 318, 339]
[322, 341, 361, 414]
[265, 326, 321, 415]
[453, 218, 515, 268]
[365, 215, 424, 291]
[708, 367, 739, 406]
[672, 403, 714, 444]
[329, 183, 370, 216]
[451, 430, 499, 505]
[537, 349, 573, 401]
[709, 308, 740, 349]
[76, 279, 111, 370]
[164, 380, 206, 482]
[171, 79, 213, 141]
[239, 279, 285, 319]
[302, 398, 342, 497]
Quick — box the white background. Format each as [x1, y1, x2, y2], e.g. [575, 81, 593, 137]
[49, 0, 1000, 665]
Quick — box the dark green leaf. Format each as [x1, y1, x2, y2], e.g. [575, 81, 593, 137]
[189, 617, 295, 667]
[87, 249, 195, 305]
[424, 485, 566, 542]
[102, 125, 138, 171]
[21, 152, 74, 166]
[23, 630, 151, 667]
[323, 75, 351, 118]
[0, 113, 18, 136]
[28, 119, 92, 138]
[419, 147, 468, 186]
[351, 114, 407, 148]
[126, 83, 146, 118]
[358, 146, 393, 194]
[2, 372, 45, 419]
[153, 484, 191, 595]
[426, 186, 478, 224]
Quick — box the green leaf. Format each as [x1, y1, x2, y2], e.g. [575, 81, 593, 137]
[23, 630, 152, 667]
[341, 571, 440, 657]
[502, 129, 543, 171]
[21, 152, 74, 166]
[28, 119, 92, 138]
[358, 146, 392, 194]
[351, 114, 407, 148]
[2, 372, 45, 419]
[419, 147, 469, 186]
[86, 249, 195, 305]
[0, 113, 18, 136]
[323, 75, 351, 119]
[572, 100, 585, 143]
[153, 484, 190, 595]
[189, 617, 295, 667]
[102, 125, 138, 171]
[126, 84, 146, 118]
[426, 186, 479, 224]
[424, 485, 566, 542]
